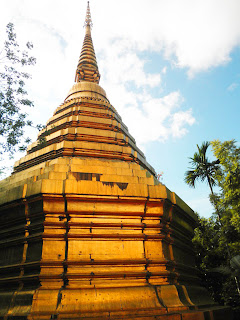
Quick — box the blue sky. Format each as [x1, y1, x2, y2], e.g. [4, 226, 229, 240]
[0, 0, 240, 217]
[144, 46, 240, 216]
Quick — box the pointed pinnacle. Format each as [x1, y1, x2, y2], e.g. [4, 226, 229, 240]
[84, 1, 93, 28]
[75, 1, 100, 83]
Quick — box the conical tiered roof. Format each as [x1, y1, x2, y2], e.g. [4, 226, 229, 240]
[13, 2, 155, 176]
[75, 2, 100, 83]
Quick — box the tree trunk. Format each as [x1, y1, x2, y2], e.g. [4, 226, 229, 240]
[206, 175, 222, 223]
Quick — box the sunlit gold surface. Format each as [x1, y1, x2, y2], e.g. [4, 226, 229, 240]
[65, 81, 108, 102]
[0, 2, 232, 319]
[75, 4, 100, 84]
[0, 156, 230, 319]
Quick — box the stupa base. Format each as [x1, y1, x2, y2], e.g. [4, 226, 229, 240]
[0, 285, 232, 320]
[52, 307, 231, 320]
[1, 307, 233, 320]
[0, 157, 233, 319]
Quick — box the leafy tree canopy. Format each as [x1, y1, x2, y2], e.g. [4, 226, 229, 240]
[211, 140, 240, 241]
[0, 22, 36, 162]
[190, 140, 240, 313]
[210, 140, 240, 259]
[193, 215, 240, 309]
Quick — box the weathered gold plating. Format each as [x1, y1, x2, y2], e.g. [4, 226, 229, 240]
[0, 2, 232, 319]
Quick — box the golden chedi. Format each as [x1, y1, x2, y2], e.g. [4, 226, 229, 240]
[0, 2, 232, 319]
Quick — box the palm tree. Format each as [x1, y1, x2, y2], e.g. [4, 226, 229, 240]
[185, 141, 223, 248]
[184, 141, 220, 198]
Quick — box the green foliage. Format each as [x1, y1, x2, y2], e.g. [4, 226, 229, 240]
[193, 216, 227, 303]
[193, 215, 240, 308]
[191, 140, 240, 311]
[211, 140, 240, 243]
[0, 22, 36, 158]
[211, 256, 240, 278]
[37, 125, 56, 149]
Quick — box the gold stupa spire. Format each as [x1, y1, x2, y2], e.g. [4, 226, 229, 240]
[75, 1, 100, 83]
[84, 0, 93, 28]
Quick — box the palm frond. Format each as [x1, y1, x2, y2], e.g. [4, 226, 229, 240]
[184, 170, 199, 187]
[185, 141, 219, 190]
[230, 255, 240, 271]
[199, 141, 210, 156]
[209, 266, 231, 275]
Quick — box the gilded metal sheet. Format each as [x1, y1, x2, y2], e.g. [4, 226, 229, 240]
[0, 2, 232, 319]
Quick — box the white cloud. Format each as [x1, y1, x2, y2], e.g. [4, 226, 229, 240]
[3, 0, 239, 151]
[171, 110, 195, 138]
[99, 45, 162, 88]
[104, 86, 195, 146]
[2, 0, 240, 75]
[227, 82, 239, 92]
[162, 67, 167, 74]
[95, 0, 240, 76]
